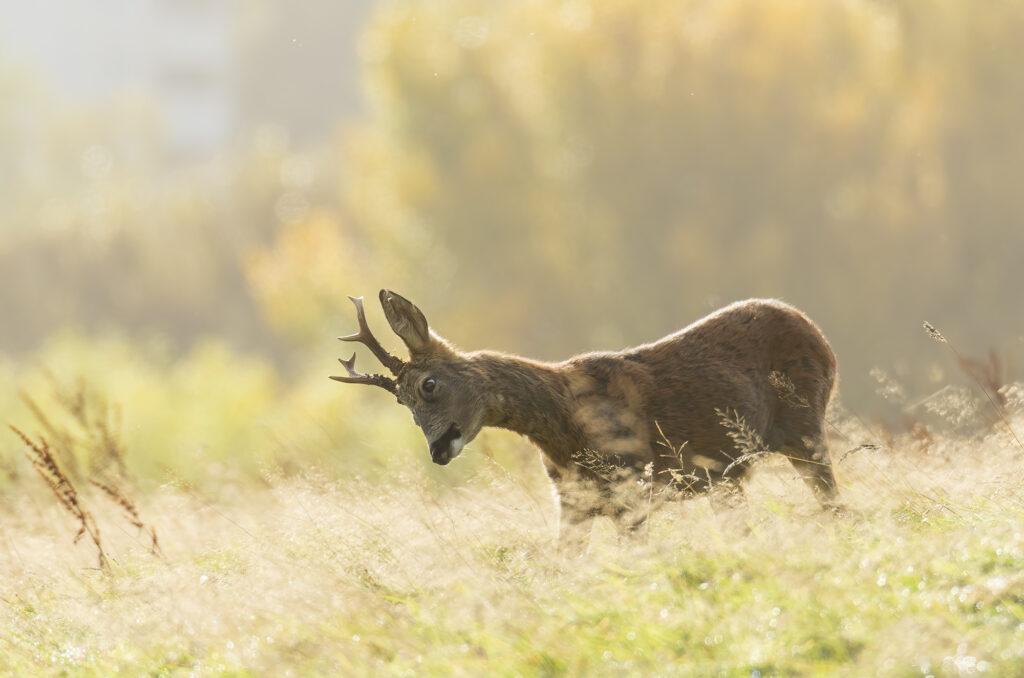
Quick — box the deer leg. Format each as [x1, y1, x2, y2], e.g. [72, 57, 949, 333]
[543, 471, 595, 551]
[769, 399, 843, 513]
[610, 502, 651, 539]
[556, 495, 596, 552]
[790, 456, 841, 512]
[542, 457, 603, 550]
[784, 436, 842, 512]
[771, 363, 843, 513]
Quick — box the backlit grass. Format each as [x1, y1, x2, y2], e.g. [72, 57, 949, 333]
[2, 404, 1024, 676]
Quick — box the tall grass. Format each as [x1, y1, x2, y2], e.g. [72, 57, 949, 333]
[2, 334, 1023, 675]
[2, 394, 1023, 676]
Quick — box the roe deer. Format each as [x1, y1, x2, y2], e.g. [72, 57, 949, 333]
[332, 290, 840, 541]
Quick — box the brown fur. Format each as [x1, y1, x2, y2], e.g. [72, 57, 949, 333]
[334, 291, 840, 541]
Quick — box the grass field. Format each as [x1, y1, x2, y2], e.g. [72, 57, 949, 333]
[2, 389, 1024, 677]
[5, 0, 1024, 673]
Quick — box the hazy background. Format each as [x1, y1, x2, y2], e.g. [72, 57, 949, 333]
[2, 0, 1023, 427]
[4, 5, 1024, 673]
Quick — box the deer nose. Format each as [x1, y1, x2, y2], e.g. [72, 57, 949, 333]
[430, 438, 453, 465]
[429, 424, 462, 465]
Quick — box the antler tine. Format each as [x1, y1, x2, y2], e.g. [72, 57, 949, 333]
[330, 353, 398, 395]
[338, 295, 405, 375]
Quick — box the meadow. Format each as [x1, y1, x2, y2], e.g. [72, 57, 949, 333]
[4, 1, 1024, 675]
[1, 335, 1023, 677]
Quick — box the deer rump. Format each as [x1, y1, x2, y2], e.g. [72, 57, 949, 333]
[332, 290, 840, 539]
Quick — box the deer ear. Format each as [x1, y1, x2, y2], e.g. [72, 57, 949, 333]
[379, 289, 434, 355]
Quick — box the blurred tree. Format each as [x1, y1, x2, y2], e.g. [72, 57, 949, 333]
[342, 0, 1024, 412]
[898, 1, 1024, 341]
[0, 87, 333, 358]
[4, 1, 1024, 417]
[245, 211, 370, 346]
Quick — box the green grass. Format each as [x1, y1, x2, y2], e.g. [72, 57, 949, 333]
[3, 410, 1024, 677]
[3, 336, 1023, 675]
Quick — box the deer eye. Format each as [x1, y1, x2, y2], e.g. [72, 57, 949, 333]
[421, 377, 437, 395]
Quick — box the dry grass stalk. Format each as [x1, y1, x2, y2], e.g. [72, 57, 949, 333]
[9, 425, 108, 571]
[21, 372, 127, 479]
[922, 321, 945, 343]
[15, 376, 159, 559]
[956, 350, 1008, 413]
[89, 478, 163, 557]
[770, 370, 810, 409]
[923, 321, 1024, 453]
[653, 421, 703, 494]
[715, 407, 771, 476]
[570, 448, 619, 483]
[19, 391, 79, 476]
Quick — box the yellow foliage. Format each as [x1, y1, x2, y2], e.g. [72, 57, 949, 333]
[348, 0, 1024, 404]
[0, 332, 446, 491]
[3, 0, 1024, 419]
[3, 334, 278, 486]
[244, 212, 369, 346]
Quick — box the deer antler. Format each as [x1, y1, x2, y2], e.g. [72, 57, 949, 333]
[330, 295, 404, 394]
[330, 352, 398, 395]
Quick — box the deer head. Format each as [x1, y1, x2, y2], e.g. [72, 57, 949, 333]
[331, 290, 485, 465]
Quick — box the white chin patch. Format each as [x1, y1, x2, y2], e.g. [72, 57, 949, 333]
[450, 437, 466, 458]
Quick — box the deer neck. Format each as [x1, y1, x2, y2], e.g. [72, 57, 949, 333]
[473, 352, 580, 465]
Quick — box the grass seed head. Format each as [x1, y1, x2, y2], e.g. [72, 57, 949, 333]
[923, 321, 947, 343]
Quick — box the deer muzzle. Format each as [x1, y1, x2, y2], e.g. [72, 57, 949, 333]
[429, 423, 464, 465]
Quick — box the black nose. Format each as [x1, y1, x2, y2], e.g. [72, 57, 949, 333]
[431, 447, 452, 465]
[429, 424, 461, 465]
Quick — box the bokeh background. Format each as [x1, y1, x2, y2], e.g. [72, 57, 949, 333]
[2, 0, 1023, 487]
